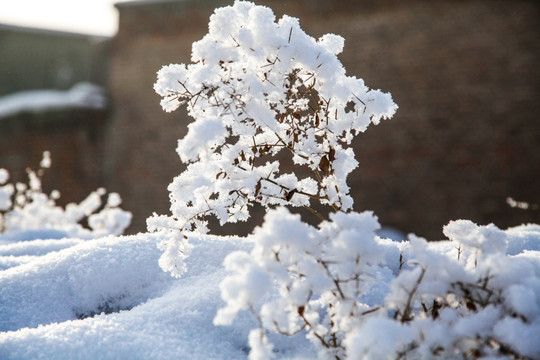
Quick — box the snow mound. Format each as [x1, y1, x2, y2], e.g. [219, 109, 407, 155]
[0, 232, 313, 359]
[0, 233, 172, 332]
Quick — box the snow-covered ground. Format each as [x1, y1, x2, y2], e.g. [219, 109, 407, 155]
[0, 223, 538, 359]
[0, 231, 314, 359]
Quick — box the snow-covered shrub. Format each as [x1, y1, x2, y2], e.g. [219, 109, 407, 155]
[151, 0, 396, 277]
[0, 151, 131, 239]
[380, 221, 540, 359]
[214, 214, 539, 359]
[214, 207, 391, 360]
[151, 2, 538, 359]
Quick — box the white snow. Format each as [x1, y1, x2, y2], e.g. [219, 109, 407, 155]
[0, 232, 313, 359]
[0, 82, 107, 119]
[0, 222, 537, 359]
[0, 169, 9, 184]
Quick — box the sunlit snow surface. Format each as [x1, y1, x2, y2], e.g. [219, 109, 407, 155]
[0, 224, 538, 359]
[0, 232, 313, 359]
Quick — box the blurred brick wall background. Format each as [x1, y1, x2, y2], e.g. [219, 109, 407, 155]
[105, 0, 539, 238]
[0, 110, 108, 204]
[0, 26, 109, 208]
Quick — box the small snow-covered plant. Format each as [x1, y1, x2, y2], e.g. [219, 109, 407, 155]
[379, 221, 540, 359]
[150, 0, 396, 276]
[0, 151, 132, 238]
[214, 207, 391, 359]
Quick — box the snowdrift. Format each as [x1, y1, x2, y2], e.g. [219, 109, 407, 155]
[0, 224, 538, 359]
[0, 232, 313, 359]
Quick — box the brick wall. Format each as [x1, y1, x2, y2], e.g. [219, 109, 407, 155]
[108, 0, 540, 238]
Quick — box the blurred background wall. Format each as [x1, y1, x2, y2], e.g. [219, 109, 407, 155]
[1, 0, 539, 239]
[0, 25, 109, 206]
